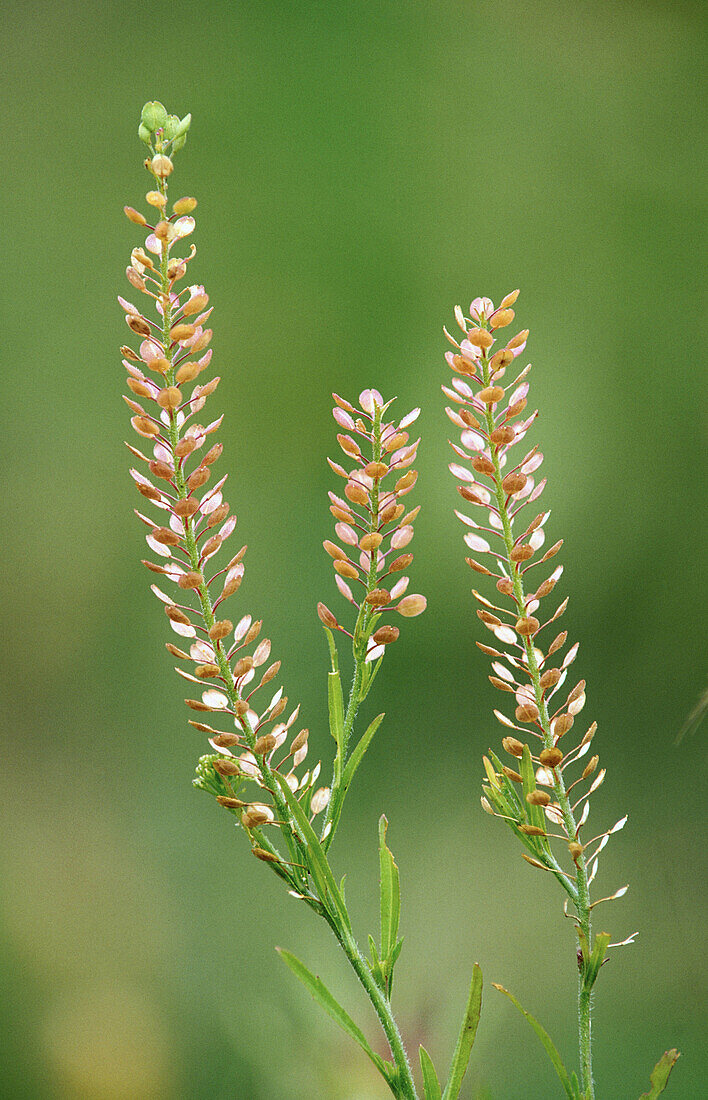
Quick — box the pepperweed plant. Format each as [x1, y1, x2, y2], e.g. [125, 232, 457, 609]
[118, 103, 679, 1098]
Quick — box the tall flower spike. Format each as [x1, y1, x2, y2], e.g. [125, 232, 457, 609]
[316, 390, 426, 846]
[121, 104, 327, 899]
[443, 292, 629, 1099]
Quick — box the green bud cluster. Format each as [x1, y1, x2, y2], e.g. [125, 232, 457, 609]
[193, 754, 230, 797]
[139, 100, 191, 154]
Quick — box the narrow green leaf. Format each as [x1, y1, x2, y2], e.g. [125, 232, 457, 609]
[583, 931, 611, 990]
[442, 963, 483, 1100]
[493, 984, 574, 1099]
[378, 815, 401, 964]
[328, 668, 345, 748]
[277, 948, 393, 1081]
[419, 1046, 442, 1100]
[639, 1049, 680, 1098]
[273, 772, 351, 930]
[342, 713, 385, 790]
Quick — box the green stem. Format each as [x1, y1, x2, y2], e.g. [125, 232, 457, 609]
[325, 913, 418, 1100]
[480, 352, 594, 1098]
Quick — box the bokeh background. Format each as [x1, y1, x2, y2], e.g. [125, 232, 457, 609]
[2, 1, 706, 1097]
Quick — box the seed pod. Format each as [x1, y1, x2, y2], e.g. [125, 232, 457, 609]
[502, 736, 525, 757]
[334, 560, 358, 579]
[519, 824, 546, 836]
[373, 625, 399, 645]
[365, 588, 390, 608]
[165, 605, 190, 625]
[507, 329, 529, 349]
[510, 543, 533, 562]
[568, 841, 583, 861]
[157, 386, 182, 409]
[471, 455, 495, 477]
[317, 602, 338, 628]
[496, 577, 514, 596]
[178, 571, 203, 590]
[176, 361, 200, 384]
[502, 472, 527, 494]
[489, 348, 514, 370]
[127, 315, 151, 337]
[396, 594, 426, 617]
[152, 526, 181, 546]
[291, 729, 309, 753]
[459, 409, 481, 428]
[173, 196, 198, 215]
[359, 532, 383, 551]
[209, 620, 233, 641]
[459, 486, 486, 505]
[211, 733, 240, 747]
[183, 293, 209, 317]
[206, 503, 230, 528]
[131, 415, 161, 437]
[252, 847, 278, 863]
[490, 308, 514, 329]
[503, 766, 522, 783]
[515, 702, 540, 723]
[233, 656, 254, 679]
[186, 466, 210, 490]
[151, 154, 173, 178]
[170, 323, 195, 342]
[172, 497, 200, 517]
[389, 553, 413, 572]
[195, 663, 220, 678]
[395, 470, 417, 492]
[526, 790, 551, 807]
[201, 534, 222, 558]
[383, 432, 407, 454]
[582, 755, 599, 779]
[553, 713, 574, 737]
[148, 459, 174, 480]
[515, 616, 540, 636]
[149, 357, 171, 375]
[217, 795, 246, 809]
[479, 386, 505, 404]
[491, 425, 515, 445]
[540, 747, 563, 767]
[467, 327, 494, 349]
[345, 482, 369, 506]
[365, 462, 388, 479]
[124, 206, 147, 226]
[254, 734, 277, 755]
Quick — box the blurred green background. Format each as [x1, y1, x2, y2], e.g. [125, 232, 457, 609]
[2, 1, 706, 1097]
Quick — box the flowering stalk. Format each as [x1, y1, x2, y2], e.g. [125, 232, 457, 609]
[119, 103, 486, 1100]
[317, 390, 427, 848]
[442, 294, 678, 1098]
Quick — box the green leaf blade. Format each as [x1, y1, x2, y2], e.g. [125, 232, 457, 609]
[277, 948, 392, 1081]
[639, 1049, 680, 1098]
[493, 984, 574, 1099]
[420, 1045, 442, 1100]
[442, 963, 483, 1100]
[273, 771, 351, 931]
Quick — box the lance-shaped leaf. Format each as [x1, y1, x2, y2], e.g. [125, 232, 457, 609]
[378, 815, 401, 981]
[277, 947, 394, 1083]
[581, 930, 611, 991]
[493, 984, 576, 1099]
[442, 963, 483, 1100]
[420, 1046, 442, 1100]
[273, 771, 351, 931]
[639, 1049, 680, 1098]
[328, 667, 345, 750]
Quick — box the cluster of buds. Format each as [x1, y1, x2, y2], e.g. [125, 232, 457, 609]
[317, 390, 427, 666]
[443, 294, 628, 918]
[120, 107, 329, 879]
